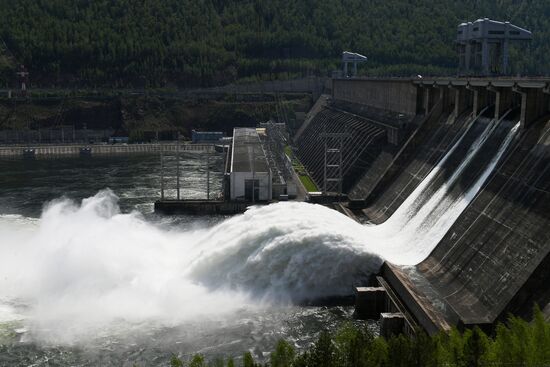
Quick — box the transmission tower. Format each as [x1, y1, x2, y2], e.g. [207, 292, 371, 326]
[15, 65, 29, 97]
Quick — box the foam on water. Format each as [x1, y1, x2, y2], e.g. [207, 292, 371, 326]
[0, 120, 520, 344]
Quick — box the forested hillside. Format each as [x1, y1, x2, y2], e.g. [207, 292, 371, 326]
[1, 0, 548, 88]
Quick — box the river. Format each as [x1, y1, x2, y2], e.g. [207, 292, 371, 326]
[0, 153, 372, 366]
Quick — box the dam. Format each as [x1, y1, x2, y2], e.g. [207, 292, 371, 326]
[294, 76, 550, 334]
[0, 78, 548, 365]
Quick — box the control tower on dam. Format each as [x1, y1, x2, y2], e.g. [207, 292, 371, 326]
[295, 76, 550, 334]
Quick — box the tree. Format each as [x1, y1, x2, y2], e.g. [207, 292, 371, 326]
[462, 327, 489, 367]
[189, 355, 206, 367]
[243, 351, 256, 367]
[1, 0, 548, 88]
[170, 355, 184, 367]
[309, 330, 336, 367]
[270, 339, 296, 367]
[387, 334, 412, 367]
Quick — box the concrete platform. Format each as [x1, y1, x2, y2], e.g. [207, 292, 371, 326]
[381, 263, 458, 335]
[380, 312, 405, 338]
[354, 286, 386, 319]
[154, 200, 250, 215]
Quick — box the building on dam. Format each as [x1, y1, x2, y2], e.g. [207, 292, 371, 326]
[229, 127, 272, 202]
[457, 18, 532, 76]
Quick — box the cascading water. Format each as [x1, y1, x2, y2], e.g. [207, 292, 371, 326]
[0, 117, 519, 348]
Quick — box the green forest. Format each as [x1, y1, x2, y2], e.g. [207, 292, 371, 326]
[1, 0, 549, 88]
[169, 308, 550, 367]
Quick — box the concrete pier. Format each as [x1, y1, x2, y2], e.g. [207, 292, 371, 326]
[154, 200, 249, 215]
[354, 286, 386, 320]
[414, 77, 550, 129]
[380, 313, 405, 338]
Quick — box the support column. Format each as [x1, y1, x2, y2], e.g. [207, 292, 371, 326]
[438, 86, 448, 112]
[465, 42, 471, 72]
[472, 89, 480, 117]
[543, 85, 550, 117]
[523, 90, 538, 129]
[482, 39, 490, 75]
[490, 86, 514, 121]
[468, 86, 489, 118]
[502, 39, 509, 75]
[458, 44, 465, 73]
[423, 87, 430, 115]
[514, 86, 539, 130]
[354, 287, 386, 320]
[380, 313, 405, 338]
[451, 86, 468, 117]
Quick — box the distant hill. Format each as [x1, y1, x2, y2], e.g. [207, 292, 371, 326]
[1, 0, 548, 88]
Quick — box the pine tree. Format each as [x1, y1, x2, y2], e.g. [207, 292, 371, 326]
[270, 339, 296, 367]
[243, 351, 256, 367]
[462, 327, 489, 367]
[309, 330, 335, 367]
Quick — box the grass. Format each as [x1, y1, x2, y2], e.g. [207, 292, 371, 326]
[299, 174, 319, 192]
[284, 145, 293, 157]
[284, 145, 319, 192]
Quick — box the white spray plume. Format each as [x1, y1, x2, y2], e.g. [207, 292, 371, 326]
[0, 192, 380, 343]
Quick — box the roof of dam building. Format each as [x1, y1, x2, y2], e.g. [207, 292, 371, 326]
[332, 76, 550, 86]
[342, 51, 367, 62]
[456, 18, 532, 42]
[230, 128, 270, 173]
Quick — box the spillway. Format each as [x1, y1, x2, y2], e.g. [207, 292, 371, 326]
[325, 77, 550, 333]
[414, 117, 550, 329]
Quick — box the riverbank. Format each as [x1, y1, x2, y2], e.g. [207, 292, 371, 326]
[0, 142, 216, 158]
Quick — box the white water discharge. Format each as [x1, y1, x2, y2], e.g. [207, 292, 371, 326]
[0, 121, 519, 343]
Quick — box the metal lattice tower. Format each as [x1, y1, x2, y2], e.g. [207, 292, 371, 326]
[15, 65, 29, 96]
[320, 124, 350, 196]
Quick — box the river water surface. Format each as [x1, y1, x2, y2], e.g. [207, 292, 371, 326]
[0, 154, 372, 366]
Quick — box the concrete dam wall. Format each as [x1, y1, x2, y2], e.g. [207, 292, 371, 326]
[295, 79, 419, 195]
[332, 78, 418, 116]
[416, 118, 550, 326]
[296, 77, 550, 332]
[295, 108, 392, 193]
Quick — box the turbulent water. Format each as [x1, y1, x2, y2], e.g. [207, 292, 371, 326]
[0, 121, 519, 365]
